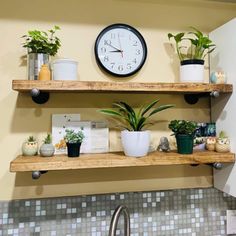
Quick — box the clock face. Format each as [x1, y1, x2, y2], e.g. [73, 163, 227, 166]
[94, 24, 147, 77]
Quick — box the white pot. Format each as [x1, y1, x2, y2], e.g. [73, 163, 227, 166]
[180, 59, 204, 83]
[52, 58, 78, 81]
[121, 130, 150, 157]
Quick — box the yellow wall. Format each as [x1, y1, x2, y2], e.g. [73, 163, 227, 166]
[1, 0, 236, 200]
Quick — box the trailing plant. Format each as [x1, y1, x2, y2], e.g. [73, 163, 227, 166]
[168, 27, 215, 61]
[168, 120, 197, 136]
[43, 133, 52, 144]
[27, 136, 36, 142]
[64, 129, 85, 144]
[22, 25, 61, 56]
[99, 100, 174, 131]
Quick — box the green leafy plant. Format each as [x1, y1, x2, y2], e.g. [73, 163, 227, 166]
[22, 25, 61, 56]
[218, 131, 228, 139]
[27, 136, 36, 142]
[99, 100, 174, 131]
[43, 133, 52, 144]
[168, 27, 215, 61]
[169, 120, 197, 136]
[64, 129, 85, 144]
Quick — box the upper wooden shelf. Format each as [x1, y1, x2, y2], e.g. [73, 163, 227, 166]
[12, 80, 233, 94]
[10, 151, 235, 172]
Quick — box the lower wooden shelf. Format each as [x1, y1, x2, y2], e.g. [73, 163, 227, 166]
[10, 151, 235, 172]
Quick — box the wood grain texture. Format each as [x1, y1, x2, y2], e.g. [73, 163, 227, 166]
[10, 151, 235, 172]
[12, 80, 233, 93]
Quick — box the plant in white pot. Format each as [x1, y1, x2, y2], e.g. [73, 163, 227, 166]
[39, 133, 55, 157]
[168, 27, 215, 83]
[22, 25, 61, 80]
[22, 136, 38, 156]
[100, 100, 174, 157]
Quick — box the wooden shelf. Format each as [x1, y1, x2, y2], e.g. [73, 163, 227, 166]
[10, 151, 235, 172]
[12, 80, 233, 94]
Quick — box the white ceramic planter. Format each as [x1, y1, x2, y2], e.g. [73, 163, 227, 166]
[180, 59, 204, 83]
[121, 130, 150, 157]
[52, 59, 78, 81]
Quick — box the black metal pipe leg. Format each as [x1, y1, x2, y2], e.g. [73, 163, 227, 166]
[32, 171, 48, 179]
[30, 88, 50, 104]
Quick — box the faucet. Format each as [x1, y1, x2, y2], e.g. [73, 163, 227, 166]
[108, 205, 130, 236]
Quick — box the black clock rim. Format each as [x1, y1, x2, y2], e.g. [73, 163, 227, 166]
[94, 23, 148, 77]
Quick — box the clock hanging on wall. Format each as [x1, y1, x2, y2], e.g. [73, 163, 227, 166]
[94, 23, 147, 77]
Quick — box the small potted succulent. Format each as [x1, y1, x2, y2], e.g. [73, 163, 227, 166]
[169, 120, 197, 154]
[64, 129, 85, 157]
[215, 131, 230, 153]
[100, 99, 174, 157]
[22, 136, 38, 156]
[39, 133, 55, 157]
[22, 25, 61, 80]
[168, 27, 215, 82]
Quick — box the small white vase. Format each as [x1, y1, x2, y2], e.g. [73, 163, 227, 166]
[121, 130, 150, 157]
[180, 59, 204, 83]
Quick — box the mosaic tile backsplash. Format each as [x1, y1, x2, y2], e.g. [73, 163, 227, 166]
[0, 188, 236, 236]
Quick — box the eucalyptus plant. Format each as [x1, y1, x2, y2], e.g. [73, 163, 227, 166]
[99, 100, 174, 131]
[64, 129, 85, 144]
[22, 25, 61, 56]
[168, 27, 215, 61]
[168, 120, 197, 136]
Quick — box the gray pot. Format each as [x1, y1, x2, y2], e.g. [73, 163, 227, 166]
[28, 53, 49, 80]
[39, 143, 55, 157]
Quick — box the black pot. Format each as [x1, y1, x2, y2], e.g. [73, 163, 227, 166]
[66, 142, 82, 157]
[180, 59, 204, 66]
[176, 134, 194, 154]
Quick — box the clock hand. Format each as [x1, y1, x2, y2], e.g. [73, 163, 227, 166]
[109, 50, 123, 53]
[105, 41, 123, 52]
[118, 34, 123, 58]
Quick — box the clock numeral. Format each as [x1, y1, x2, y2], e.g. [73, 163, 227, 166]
[104, 56, 109, 62]
[133, 58, 137, 64]
[104, 40, 111, 46]
[118, 65, 124, 71]
[110, 33, 116, 39]
[133, 41, 138, 46]
[100, 47, 106, 53]
[127, 63, 132, 70]
[110, 62, 115, 69]
[136, 49, 141, 55]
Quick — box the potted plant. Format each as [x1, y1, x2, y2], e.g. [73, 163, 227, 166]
[22, 136, 38, 156]
[168, 120, 197, 154]
[168, 27, 215, 83]
[64, 129, 85, 157]
[215, 131, 230, 153]
[39, 133, 55, 157]
[22, 25, 61, 80]
[100, 100, 174, 157]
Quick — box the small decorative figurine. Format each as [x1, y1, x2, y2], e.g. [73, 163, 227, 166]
[157, 137, 170, 152]
[22, 136, 38, 156]
[210, 71, 226, 84]
[215, 131, 230, 153]
[206, 137, 216, 151]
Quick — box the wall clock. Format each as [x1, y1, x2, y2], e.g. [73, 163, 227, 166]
[94, 23, 147, 77]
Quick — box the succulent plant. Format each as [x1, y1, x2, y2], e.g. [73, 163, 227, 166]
[27, 136, 36, 142]
[64, 129, 85, 144]
[43, 134, 52, 144]
[169, 120, 197, 136]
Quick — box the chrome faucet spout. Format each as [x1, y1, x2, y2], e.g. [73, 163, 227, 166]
[108, 205, 130, 236]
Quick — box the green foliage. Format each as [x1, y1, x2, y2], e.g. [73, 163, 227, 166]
[219, 131, 228, 139]
[43, 133, 52, 144]
[28, 136, 36, 142]
[168, 120, 197, 136]
[99, 100, 174, 131]
[168, 27, 215, 61]
[64, 129, 85, 144]
[22, 25, 61, 56]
